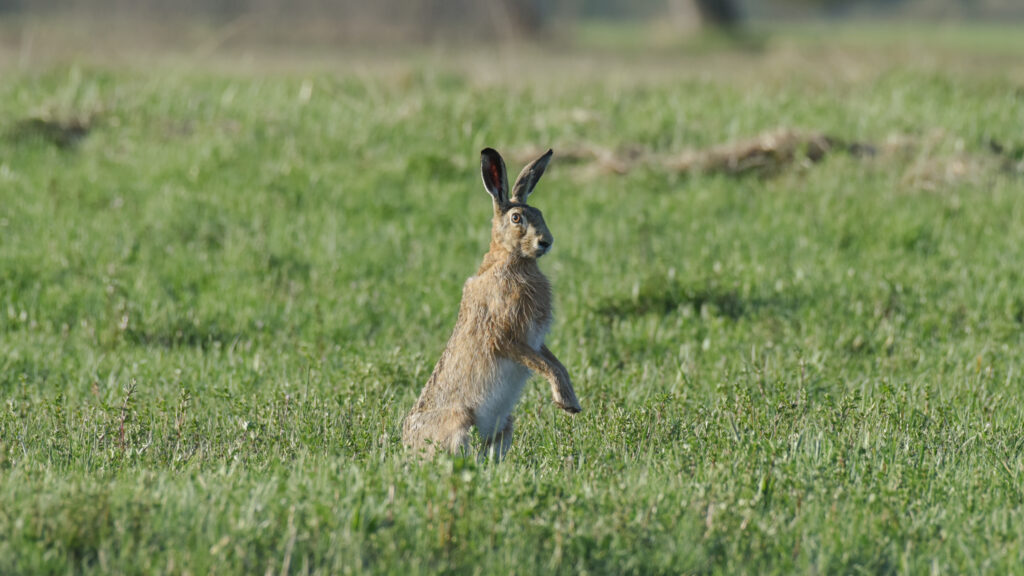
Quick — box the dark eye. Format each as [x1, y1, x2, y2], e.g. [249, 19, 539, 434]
[510, 212, 522, 224]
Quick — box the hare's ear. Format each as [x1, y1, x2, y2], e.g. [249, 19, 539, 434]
[510, 149, 552, 204]
[480, 148, 509, 207]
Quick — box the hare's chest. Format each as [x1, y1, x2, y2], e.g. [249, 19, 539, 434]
[476, 360, 529, 439]
[474, 319, 551, 439]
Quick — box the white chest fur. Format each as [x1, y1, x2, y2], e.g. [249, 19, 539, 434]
[475, 319, 551, 439]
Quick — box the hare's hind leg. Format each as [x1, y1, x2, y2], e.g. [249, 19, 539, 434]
[402, 407, 473, 457]
[479, 414, 514, 462]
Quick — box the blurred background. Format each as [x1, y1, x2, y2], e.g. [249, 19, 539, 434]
[1, 0, 1022, 63]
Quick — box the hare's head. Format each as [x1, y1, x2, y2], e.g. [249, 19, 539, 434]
[480, 148, 555, 260]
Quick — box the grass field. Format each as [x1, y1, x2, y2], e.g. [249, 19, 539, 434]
[2, 25, 1024, 574]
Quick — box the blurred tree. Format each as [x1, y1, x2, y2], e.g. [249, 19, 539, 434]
[496, 0, 545, 37]
[692, 0, 743, 28]
[666, 0, 743, 31]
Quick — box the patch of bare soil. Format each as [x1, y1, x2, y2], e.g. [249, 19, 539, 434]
[514, 127, 1023, 187]
[8, 114, 95, 149]
[665, 128, 876, 176]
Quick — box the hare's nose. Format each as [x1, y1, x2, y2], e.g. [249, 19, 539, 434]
[539, 239, 552, 250]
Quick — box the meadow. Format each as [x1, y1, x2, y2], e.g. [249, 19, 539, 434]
[2, 25, 1024, 574]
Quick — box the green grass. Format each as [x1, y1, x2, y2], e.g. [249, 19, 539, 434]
[2, 29, 1024, 574]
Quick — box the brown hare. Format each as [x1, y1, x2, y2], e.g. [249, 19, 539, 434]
[402, 147, 581, 460]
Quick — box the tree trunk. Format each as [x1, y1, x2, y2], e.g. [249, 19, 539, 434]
[692, 0, 741, 30]
[495, 0, 544, 38]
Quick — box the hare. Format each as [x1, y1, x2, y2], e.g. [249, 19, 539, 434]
[402, 147, 581, 460]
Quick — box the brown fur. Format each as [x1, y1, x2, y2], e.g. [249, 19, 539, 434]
[402, 148, 581, 460]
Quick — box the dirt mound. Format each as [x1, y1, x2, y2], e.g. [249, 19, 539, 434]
[666, 128, 876, 176]
[8, 114, 95, 149]
[513, 128, 1022, 187]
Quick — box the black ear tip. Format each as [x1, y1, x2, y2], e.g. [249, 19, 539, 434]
[481, 147, 499, 157]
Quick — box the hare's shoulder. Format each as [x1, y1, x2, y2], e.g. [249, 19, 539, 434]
[459, 270, 539, 311]
[459, 270, 507, 301]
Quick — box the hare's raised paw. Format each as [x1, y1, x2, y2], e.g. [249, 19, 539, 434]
[556, 399, 582, 414]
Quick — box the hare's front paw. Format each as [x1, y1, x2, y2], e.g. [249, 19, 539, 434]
[557, 398, 582, 414]
[553, 373, 582, 414]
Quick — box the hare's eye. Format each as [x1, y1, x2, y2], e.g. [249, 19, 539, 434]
[510, 213, 522, 224]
